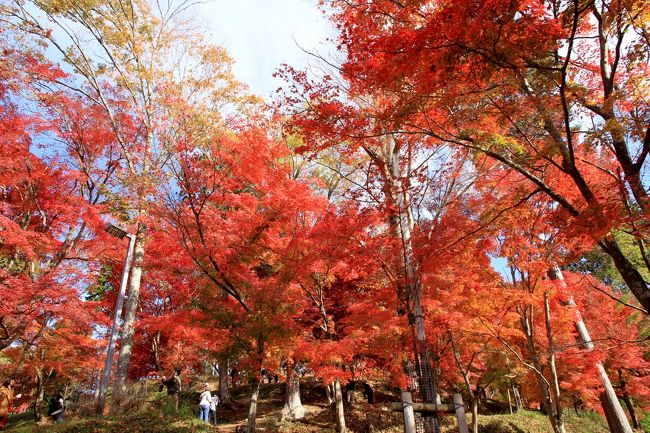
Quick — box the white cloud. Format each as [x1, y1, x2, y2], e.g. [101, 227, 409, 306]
[196, 0, 336, 99]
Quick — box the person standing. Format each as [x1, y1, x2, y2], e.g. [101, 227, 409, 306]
[209, 394, 220, 425]
[198, 384, 211, 422]
[0, 380, 15, 429]
[161, 369, 182, 411]
[47, 391, 65, 423]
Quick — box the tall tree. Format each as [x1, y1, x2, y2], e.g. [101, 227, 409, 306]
[317, 0, 650, 313]
[2, 0, 251, 406]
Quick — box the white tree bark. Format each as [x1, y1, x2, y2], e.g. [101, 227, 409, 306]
[383, 136, 439, 432]
[281, 363, 305, 420]
[548, 266, 632, 433]
[112, 222, 146, 406]
[334, 379, 346, 433]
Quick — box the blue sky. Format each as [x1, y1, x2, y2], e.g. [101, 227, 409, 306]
[196, 0, 336, 99]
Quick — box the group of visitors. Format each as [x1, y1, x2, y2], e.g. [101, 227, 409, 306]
[2, 369, 224, 428]
[198, 383, 220, 425]
[159, 369, 220, 425]
[0, 379, 64, 429]
[345, 380, 374, 404]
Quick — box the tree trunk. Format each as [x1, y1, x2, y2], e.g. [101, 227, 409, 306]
[245, 379, 261, 433]
[218, 358, 230, 403]
[33, 368, 44, 422]
[152, 331, 161, 372]
[246, 340, 265, 433]
[97, 232, 135, 415]
[383, 136, 439, 433]
[512, 386, 523, 410]
[113, 222, 146, 407]
[544, 292, 566, 433]
[599, 237, 650, 314]
[598, 363, 633, 433]
[548, 266, 633, 433]
[334, 379, 346, 433]
[519, 306, 551, 414]
[470, 397, 479, 433]
[507, 388, 513, 414]
[326, 383, 334, 405]
[281, 362, 305, 420]
[618, 369, 640, 429]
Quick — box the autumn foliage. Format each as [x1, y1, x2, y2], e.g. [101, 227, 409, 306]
[0, 0, 649, 432]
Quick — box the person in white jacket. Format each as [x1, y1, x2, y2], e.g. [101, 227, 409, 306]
[209, 394, 220, 425]
[198, 384, 211, 422]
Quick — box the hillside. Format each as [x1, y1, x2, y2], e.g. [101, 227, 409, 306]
[4, 379, 617, 433]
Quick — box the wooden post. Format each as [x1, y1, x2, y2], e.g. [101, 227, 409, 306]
[401, 391, 417, 433]
[453, 393, 469, 433]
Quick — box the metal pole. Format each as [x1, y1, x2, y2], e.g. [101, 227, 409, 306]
[97, 233, 136, 414]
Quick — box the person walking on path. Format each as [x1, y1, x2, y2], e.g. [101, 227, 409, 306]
[160, 369, 182, 411]
[209, 393, 220, 425]
[198, 384, 211, 422]
[0, 380, 15, 429]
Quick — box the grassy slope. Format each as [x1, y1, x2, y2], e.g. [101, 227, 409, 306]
[3, 379, 620, 433]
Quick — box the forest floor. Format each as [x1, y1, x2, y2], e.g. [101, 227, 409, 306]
[3, 378, 632, 433]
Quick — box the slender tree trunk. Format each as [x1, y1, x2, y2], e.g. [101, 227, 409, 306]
[93, 370, 101, 399]
[281, 362, 305, 420]
[519, 306, 551, 414]
[246, 379, 261, 433]
[382, 136, 439, 433]
[326, 383, 334, 405]
[599, 237, 650, 314]
[548, 266, 633, 433]
[512, 386, 523, 410]
[543, 292, 566, 433]
[246, 340, 265, 433]
[113, 222, 146, 407]
[507, 388, 513, 414]
[218, 358, 230, 403]
[152, 331, 161, 371]
[618, 369, 639, 429]
[33, 368, 44, 422]
[470, 397, 478, 433]
[334, 379, 346, 433]
[598, 363, 632, 433]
